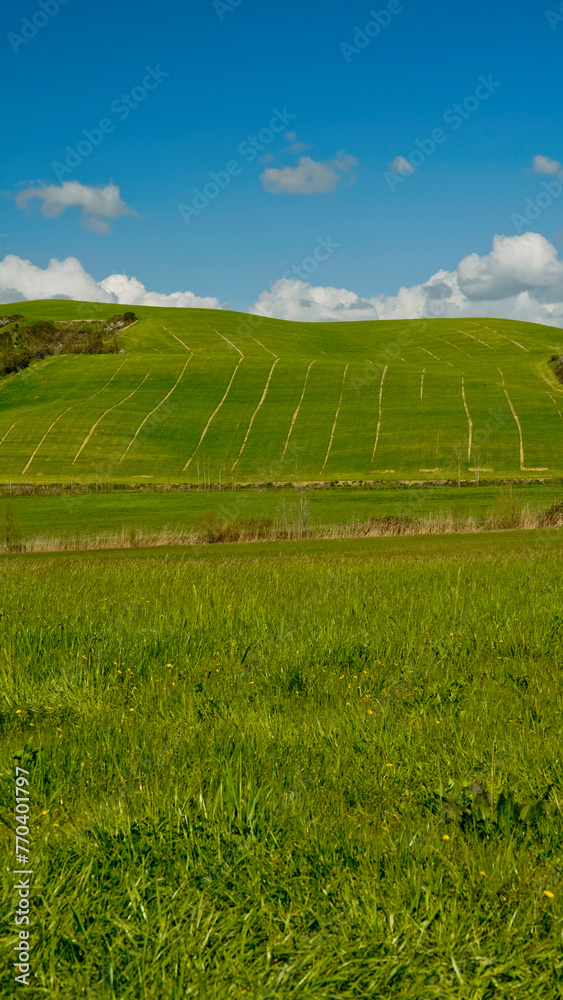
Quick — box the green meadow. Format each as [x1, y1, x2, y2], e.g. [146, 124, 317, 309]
[1, 482, 563, 548]
[1, 301, 562, 485]
[1, 532, 563, 998]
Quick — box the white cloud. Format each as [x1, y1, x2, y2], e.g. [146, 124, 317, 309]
[3, 233, 563, 328]
[532, 155, 562, 176]
[457, 232, 563, 301]
[250, 233, 563, 327]
[99, 273, 223, 309]
[260, 152, 358, 195]
[0, 254, 223, 309]
[14, 181, 137, 234]
[389, 156, 415, 175]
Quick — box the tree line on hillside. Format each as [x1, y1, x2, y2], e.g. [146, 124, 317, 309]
[0, 312, 136, 377]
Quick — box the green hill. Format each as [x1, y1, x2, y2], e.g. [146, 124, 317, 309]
[1, 299, 562, 485]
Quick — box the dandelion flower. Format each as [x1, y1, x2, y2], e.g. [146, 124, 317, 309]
[443, 834, 450, 841]
[544, 890, 555, 899]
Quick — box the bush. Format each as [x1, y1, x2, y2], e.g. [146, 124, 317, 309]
[489, 485, 523, 529]
[539, 500, 563, 527]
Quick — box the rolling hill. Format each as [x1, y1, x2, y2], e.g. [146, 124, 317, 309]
[1, 299, 562, 485]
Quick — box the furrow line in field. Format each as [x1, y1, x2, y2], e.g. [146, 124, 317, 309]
[497, 368, 547, 470]
[420, 369, 425, 403]
[461, 375, 473, 462]
[249, 337, 278, 359]
[418, 346, 455, 368]
[0, 418, 22, 448]
[546, 391, 563, 419]
[486, 326, 529, 353]
[118, 357, 192, 465]
[73, 371, 153, 464]
[205, 323, 244, 358]
[183, 358, 244, 470]
[159, 324, 192, 353]
[436, 337, 473, 359]
[281, 360, 316, 461]
[20, 362, 129, 475]
[498, 368, 524, 467]
[22, 406, 75, 474]
[231, 359, 279, 472]
[371, 365, 388, 461]
[321, 364, 350, 472]
[458, 329, 496, 351]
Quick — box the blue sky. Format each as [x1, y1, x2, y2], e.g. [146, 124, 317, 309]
[2, 0, 563, 323]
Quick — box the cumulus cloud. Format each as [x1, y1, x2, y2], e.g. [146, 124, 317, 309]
[99, 273, 223, 309]
[388, 156, 415, 175]
[3, 233, 563, 327]
[260, 152, 357, 195]
[0, 254, 223, 309]
[532, 155, 562, 176]
[14, 181, 137, 234]
[250, 233, 563, 327]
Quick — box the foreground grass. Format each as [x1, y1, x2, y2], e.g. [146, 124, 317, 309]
[1, 533, 563, 997]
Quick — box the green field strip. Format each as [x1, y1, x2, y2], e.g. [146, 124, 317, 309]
[17, 359, 138, 476]
[418, 370, 470, 474]
[321, 362, 384, 478]
[462, 374, 522, 474]
[320, 364, 350, 473]
[0, 360, 125, 479]
[69, 364, 155, 472]
[501, 380, 563, 471]
[182, 358, 245, 471]
[231, 359, 280, 472]
[184, 359, 274, 481]
[281, 360, 316, 462]
[71, 362, 184, 474]
[112, 359, 241, 481]
[118, 356, 193, 470]
[279, 362, 349, 477]
[235, 360, 311, 480]
[372, 366, 427, 475]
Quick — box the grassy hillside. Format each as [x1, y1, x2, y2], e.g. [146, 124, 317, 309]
[1, 300, 562, 484]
